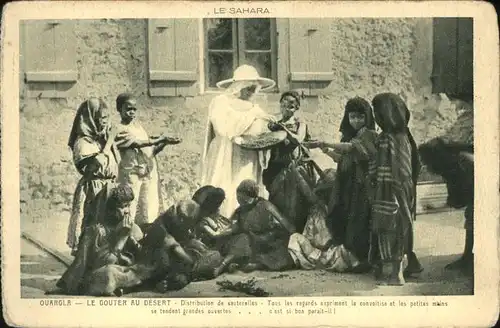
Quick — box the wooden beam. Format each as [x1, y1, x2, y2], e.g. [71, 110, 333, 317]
[21, 232, 72, 267]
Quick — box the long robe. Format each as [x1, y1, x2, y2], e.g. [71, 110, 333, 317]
[66, 100, 119, 252]
[329, 127, 378, 261]
[201, 94, 271, 218]
[262, 118, 317, 233]
[368, 93, 421, 265]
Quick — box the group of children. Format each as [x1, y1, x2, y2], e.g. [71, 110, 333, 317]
[66, 93, 181, 256]
[55, 90, 473, 296]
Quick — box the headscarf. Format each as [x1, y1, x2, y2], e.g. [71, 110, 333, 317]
[339, 96, 375, 142]
[68, 97, 109, 150]
[369, 93, 421, 229]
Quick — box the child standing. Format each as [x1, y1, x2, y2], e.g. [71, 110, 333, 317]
[368, 93, 423, 286]
[319, 97, 378, 262]
[114, 93, 181, 229]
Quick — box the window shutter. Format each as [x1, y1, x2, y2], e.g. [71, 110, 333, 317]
[456, 19, 473, 101]
[23, 20, 77, 98]
[288, 19, 334, 96]
[432, 18, 459, 96]
[432, 18, 473, 102]
[148, 19, 200, 97]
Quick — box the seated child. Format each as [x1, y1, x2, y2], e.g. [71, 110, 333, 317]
[55, 184, 143, 296]
[191, 185, 235, 250]
[138, 199, 223, 291]
[213, 180, 296, 276]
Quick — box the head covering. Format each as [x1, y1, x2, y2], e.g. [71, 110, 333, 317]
[116, 93, 135, 111]
[192, 185, 226, 215]
[371, 93, 410, 133]
[369, 93, 421, 229]
[339, 96, 375, 142]
[236, 179, 260, 198]
[67, 97, 108, 149]
[216, 65, 276, 93]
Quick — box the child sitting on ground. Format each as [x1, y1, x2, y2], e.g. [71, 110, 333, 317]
[212, 180, 296, 276]
[191, 185, 235, 250]
[55, 184, 143, 296]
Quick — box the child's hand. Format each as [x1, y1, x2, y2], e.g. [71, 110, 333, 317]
[155, 280, 169, 293]
[118, 253, 133, 266]
[120, 213, 134, 230]
[268, 121, 282, 132]
[160, 134, 182, 144]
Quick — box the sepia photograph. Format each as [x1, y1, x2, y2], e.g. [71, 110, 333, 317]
[1, 1, 498, 327]
[18, 15, 475, 298]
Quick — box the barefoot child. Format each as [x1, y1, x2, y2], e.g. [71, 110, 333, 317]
[114, 93, 181, 229]
[368, 93, 423, 286]
[319, 97, 378, 262]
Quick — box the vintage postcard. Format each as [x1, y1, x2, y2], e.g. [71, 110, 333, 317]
[1, 1, 499, 327]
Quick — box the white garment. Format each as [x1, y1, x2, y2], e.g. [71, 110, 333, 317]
[288, 233, 360, 272]
[116, 122, 161, 225]
[201, 94, 272, 218]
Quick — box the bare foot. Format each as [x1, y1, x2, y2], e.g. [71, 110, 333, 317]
[241, 263, 260, 273]
[445, 256, 469, 270]
[404, 252, 424, 278]
[377, 276, 405, 286]
[155, 280, 169, 293]
[373, 264, 383, 280]
[352, 261, 372, 274]
[227, 263, 239, 273]
[213, 266, 224, 277]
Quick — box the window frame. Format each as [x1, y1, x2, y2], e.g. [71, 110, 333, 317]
[203, 18, 278, 93]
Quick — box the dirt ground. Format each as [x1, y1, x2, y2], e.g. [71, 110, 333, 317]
[20, 209, 473, 298]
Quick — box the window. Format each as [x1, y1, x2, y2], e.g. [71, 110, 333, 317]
[21, 20, 78, 98]
[204, 18, 277, 90]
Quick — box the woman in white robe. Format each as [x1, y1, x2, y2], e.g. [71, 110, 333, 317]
[201, 65, 276, 218]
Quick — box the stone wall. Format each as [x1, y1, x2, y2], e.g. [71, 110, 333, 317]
[20, 18, 463, 223]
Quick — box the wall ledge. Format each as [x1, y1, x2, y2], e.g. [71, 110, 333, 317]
[25, 71, 78, 83]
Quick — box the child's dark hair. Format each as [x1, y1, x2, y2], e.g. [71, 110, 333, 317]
[339, 96, 375, 142]
[236, 179, 259, 198]
[192, 185, 225, 215]
[116, 93, 135, 112]
[107, 184, 135, 210]
[280, 91, 301, 107]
